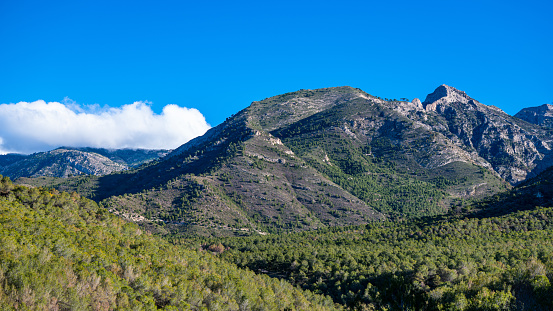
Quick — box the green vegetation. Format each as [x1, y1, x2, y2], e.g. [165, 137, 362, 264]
[201, 205, 553, 310]
[268, 94, 508, 219]
[0, 175, 338, 310]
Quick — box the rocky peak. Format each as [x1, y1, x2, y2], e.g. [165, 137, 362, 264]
[423, 84, 472, 111]
[411, 98, 422, 108]
[534, 103, 553, 112]
[541, 104, 553, 114]
[515, 103, 553, 127]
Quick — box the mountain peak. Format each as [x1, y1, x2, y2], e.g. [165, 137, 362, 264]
[537, 103, 553, 112]
[515, 103, 553, 127]
[423, 84, 472, 110]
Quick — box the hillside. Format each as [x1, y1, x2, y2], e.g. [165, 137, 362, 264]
[202, 172, 553, 310]
[0, 154, 26, 167]
[71, 147, 170, 167]
[0, 175, 337, 310]
[469, 165, 553, 218]
[19, 85, 553, 237]
[1, 147, 168, 179]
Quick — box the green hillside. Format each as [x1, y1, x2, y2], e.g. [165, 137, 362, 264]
[0, 175, 338, 310]
[196, 180, 553, 310]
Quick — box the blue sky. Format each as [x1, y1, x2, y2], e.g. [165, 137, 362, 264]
[0, 0, 552, 153]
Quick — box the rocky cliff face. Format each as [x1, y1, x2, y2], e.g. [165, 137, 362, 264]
[415, 85, 553, 184]
[71, 147, 169, 167]
[422, 84, 473, 112]
[515, 104, 553, 128]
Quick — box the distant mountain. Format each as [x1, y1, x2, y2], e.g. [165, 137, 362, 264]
[0, 153, 26, 167]
[70, 147, 170, 167]
[1, 147, 168, 179]
[515, 103, 553, 128]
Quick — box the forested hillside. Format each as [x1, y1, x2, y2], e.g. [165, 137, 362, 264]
[3, 84, 553, 311]
[199, 208, 553, 310]
[194, 174, 553, 310]
[0, 175, 337, 310]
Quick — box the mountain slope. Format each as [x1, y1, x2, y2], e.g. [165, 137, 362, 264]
[415, 85, 553, 183]
[0, 154, 26, 167]
[1, 148, 127, 178]
[89, 106, 386, 236]
[71, 147, 169, 167]
[269, 88, 507, 216]
[208, 166, 553, 310]
[469, 165, 553, 218]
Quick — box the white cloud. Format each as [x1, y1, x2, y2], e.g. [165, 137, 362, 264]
[0, 99, 211, 154]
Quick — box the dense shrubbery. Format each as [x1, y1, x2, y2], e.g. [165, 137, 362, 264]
[0, 175, 338, 310]
[203, 206, 553, 310]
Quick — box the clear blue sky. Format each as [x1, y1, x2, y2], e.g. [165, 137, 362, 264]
[1, 0, 552, 126]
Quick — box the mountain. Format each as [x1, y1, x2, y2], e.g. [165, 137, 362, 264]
[515, 103, 553, 128]
[0, 147, 168, 179]
[19, 85, 553, 237]
[0, 176, 337, 310]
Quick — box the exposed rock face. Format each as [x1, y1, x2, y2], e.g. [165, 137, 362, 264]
[412, 98, 423, 109]
[515, 104, 553, 128]
[252, 85, 553, 184]
[417, 85, 553, 184]
[423, 84, 472, 111]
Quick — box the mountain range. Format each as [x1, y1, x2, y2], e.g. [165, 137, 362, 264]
[15, 85, 553, 237]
